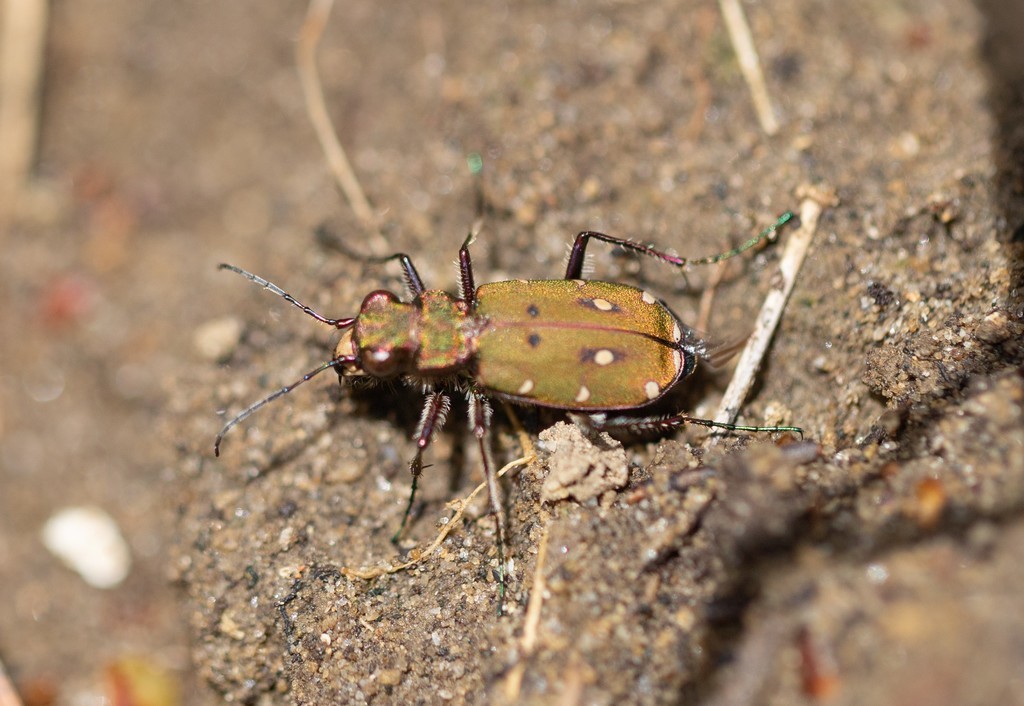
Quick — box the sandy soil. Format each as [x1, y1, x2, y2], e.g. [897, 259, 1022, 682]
[1, 0, 1022, 703]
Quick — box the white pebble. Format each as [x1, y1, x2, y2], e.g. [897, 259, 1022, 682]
[42, 506, 132, 588]
[193, 316, 243, 362]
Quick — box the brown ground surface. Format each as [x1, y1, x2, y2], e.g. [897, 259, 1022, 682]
[2, 0, 1023, 704]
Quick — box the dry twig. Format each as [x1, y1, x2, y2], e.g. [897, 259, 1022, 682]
[502, 519, 551, 701]
[717, 0, 779, 135]
[298, 0, 388, 253]
[0, 655, 23, 706]
[696, 259, 729, 334]
[712, 185, 837, 432]
[0, 0, 49, 219]
[340, 453, 533, 580]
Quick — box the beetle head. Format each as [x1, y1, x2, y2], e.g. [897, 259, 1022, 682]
[353, 290, 417, 378]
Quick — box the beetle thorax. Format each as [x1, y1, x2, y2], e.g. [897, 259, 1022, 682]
[350, 289, 476, 378]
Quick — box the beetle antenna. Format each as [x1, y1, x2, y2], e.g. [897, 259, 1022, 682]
[685, 210, 795, 266]
[219, 263, 356, 329]
[214, 356, 356, 456]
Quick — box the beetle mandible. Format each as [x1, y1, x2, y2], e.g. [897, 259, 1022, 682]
[214, 212, 802, 592]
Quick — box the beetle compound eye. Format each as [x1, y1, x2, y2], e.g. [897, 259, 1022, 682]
[363, 348, 393, 374]
[361, 347, 402, 377]
[361, 289, 400, 311]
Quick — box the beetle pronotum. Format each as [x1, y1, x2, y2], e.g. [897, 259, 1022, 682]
[214, 213, 802, 600]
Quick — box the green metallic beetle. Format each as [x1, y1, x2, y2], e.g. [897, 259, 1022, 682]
[214, 212, 801, 590]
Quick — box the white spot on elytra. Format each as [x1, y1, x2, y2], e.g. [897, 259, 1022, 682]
[575, 385, 591, 402]
[672, 322, 682, 342]
[518, 379, 535, 395]
[673, 349, 683, 372]
[644, 380, 660, 399]
[642, 290, 657, 305]
[594, 349, 615, 365]
[592, 298, 613, 311]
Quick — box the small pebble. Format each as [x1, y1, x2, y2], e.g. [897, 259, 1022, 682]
[42, 506, 132, 588]
[194, 316, 243, 362]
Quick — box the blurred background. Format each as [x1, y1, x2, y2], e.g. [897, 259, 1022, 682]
[1, 0, 1022, 703]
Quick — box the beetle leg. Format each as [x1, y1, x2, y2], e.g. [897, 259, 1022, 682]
[459, 153, 487, 303]
[393, 390, 452, 543]
[584, 412, 803, 438]
[468, 390, 507, 612]
[312, 227, 428, 297]
[458, 219, 484, 305]
[564, 231, 687, 280]
[563, 212, 795, 280]
[358, 252, 426, 298]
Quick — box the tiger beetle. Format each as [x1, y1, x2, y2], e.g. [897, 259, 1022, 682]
[214, 212, 802, 603]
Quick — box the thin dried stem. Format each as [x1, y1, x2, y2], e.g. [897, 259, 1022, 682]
[0, 655, 23, 706]
[718, 0, 780, 135]
[340, 454, 533, 580]
[297, 0, 388, 252]
[502, 519, 551, 701]
[0, 0, 49, 221]
[712, 185, 837, 434]
[696, 259, 728, 333]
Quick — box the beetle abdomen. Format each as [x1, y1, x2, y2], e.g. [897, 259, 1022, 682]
[474, 280, 690, 410]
